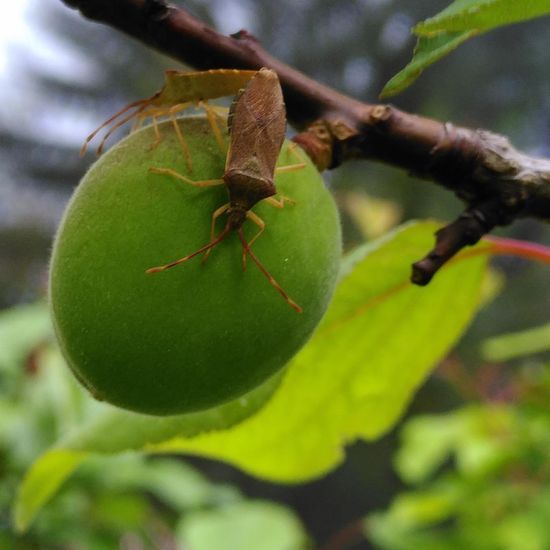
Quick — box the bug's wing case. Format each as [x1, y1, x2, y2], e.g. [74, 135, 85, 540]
[227, 87, 246, 136]
[225, 68, 286, 183]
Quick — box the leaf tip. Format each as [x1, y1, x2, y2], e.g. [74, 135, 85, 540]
[13, 449, 87, 533]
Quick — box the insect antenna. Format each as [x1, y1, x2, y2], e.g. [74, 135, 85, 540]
[237, 229, 302, 313]
[80, 99, 150, 157]
[146, 225, 232, 274]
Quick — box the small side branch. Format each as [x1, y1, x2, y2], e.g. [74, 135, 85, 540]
[61, 0, 550, 282]
[412, 199, 515, 285]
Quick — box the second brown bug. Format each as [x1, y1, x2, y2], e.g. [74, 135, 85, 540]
[146, 68, 306, 313]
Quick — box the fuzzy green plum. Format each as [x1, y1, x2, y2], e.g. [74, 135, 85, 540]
[50, 117, 341, 415]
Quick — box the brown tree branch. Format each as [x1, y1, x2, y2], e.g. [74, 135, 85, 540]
[61, 0, 550, 283]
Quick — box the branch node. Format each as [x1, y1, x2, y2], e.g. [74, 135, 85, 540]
[430, 122, 455, 156]
[370, 105, 392, 125]
[293, 120, 358, 171]
[411, 196, 522, 286]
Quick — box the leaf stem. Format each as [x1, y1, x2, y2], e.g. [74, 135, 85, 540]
[483, 236, 550, 265]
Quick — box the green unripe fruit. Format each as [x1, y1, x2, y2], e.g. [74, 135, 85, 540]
[50, 117, 341, 415]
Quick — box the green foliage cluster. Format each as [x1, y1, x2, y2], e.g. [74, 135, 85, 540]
[367, 364, 550, 550]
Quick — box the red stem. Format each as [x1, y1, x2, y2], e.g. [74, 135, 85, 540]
[483, 236, 550, 265]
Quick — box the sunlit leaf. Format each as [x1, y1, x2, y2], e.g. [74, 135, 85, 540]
[149, 222, 489, 481]
[61, 369, 283, 454]
[14, 449, 87, 532]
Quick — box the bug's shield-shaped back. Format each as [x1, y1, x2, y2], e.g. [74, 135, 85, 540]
[224, 68, 286, 208]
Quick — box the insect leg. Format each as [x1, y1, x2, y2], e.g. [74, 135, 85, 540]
[240, 210, 266, 270]
[209, 104, 230, 119]
[243, 196, 296, 269]
[264, 196, 296, 208]
[287, 142, 304, 161]
[148, 167, 224, 188]
[237, 228, 302, 314]
[89, 104, 150, 156]
[146, 224, 232, 274]
[131, 116, 146, 132]
[80, 99, 149, 156]
[245, 211, 266, 247]
[274, 163, 306, 174]
[169, 110, 193, 172]
[199, 100, 227, 152]
[202, 203, 230, 264]
[149, 116, 162, 150]
[273, 143, 308, 173]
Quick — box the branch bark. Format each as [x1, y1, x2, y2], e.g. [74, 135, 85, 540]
[62, 0, 550, 282]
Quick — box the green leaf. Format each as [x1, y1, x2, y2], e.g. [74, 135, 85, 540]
[453, 406, 517, 477]
[376, 481, 462, 530]
[14, 449, 87, 532]
[13, 370, 281, 531]
[61, 369, 283, 454]
[396, 406, 518, 485]
[149, 222, 489, 481]
[381, 0, 550, 97]
[481, 322, 550, 361]
[395, 414, 464, 484]
[380, 32, 474, 98]
[177, 500, 309, 550]
[366, 480, 464, 550]
[416, 0, 550, 35]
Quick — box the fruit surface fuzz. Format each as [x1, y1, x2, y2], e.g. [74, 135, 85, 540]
[50, 117, 341, 415]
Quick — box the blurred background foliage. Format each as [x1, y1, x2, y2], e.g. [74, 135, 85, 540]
[1, 0, 550, 548]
